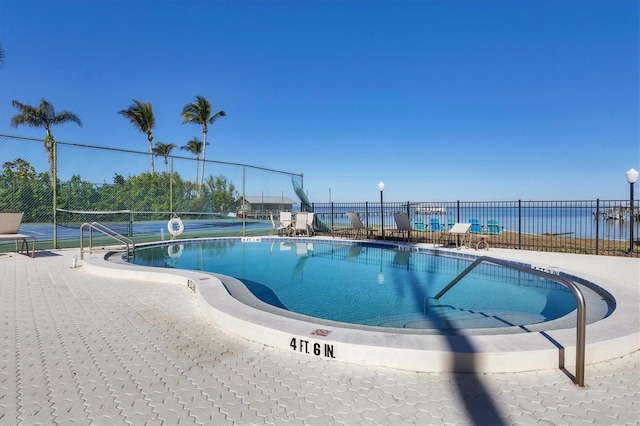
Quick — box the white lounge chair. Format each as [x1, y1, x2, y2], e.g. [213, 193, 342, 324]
[0, 212, 36, 257]
[446, 222, 471, 249]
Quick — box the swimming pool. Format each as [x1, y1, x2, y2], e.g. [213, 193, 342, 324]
[129, 238, 612, 333]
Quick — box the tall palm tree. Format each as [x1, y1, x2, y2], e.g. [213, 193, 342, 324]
[152, 142, 177, 173]
[180, 137, 207, 183]
[181, 95, 225, 187]
[118, 99, 156, 173]
[10, 98, 82, 182]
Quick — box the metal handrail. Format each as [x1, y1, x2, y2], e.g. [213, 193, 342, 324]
[80, 222, 135, 260]
[434, 256, 587, 387]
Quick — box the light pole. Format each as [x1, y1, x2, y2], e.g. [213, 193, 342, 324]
[625, 168, 639, 253]
[378, 181, 385, 240]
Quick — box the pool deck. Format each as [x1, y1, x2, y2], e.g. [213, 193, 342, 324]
[1, 243, 639, 425]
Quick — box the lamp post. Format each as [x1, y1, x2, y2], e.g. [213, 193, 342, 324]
[378, 181, 385, 240]
[625, 168, 639, 253]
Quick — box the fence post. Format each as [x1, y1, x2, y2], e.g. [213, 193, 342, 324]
[595, 199, 600, 255]
[53, 140, 58, 249]
[365, 201, 369, 229]
[518, 199, 522, 250]
[331, 202, 334, 229]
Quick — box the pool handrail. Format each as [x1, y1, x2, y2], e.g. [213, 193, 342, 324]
[80, 221, 135, 260]
[434, 255, 587, 387]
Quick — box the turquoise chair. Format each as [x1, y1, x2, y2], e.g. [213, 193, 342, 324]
[429, 218, 445, 232]
[447, 218, 456, 230]
[469, 218, 482, 234]
[487, 219, 504, 235]
[414, 218, 425, 231]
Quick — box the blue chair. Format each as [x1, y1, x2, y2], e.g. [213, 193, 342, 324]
[447, 218, 456, 230]
[414, 218, 425, 231]
[429, 218, 445, 232]
[469, 218, 482, 234]
[487, 219, 504, 235]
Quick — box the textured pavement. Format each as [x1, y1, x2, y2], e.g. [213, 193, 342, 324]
[1, 249, 638, 425]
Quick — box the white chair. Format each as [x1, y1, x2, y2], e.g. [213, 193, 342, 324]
[292, 213, 308, 236]
[270, 212, 289, 236]
[306, 212, 315, 236]
[279, 212, 293, 236]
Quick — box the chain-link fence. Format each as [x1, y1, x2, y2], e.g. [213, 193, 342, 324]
[0, 133, 303, 249]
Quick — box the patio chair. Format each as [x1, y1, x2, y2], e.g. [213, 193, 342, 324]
[279, 211, 293, 236]
[428, 218, 446, 247]
[447, 222, 471, 249]
[333, 212, 372, 239]
[413, 218, 425, 231]
[306, 212, 315, 236]
[270, 212, 290, 236]
[0, 212, 36, 257]
[292, 213, 309, 236]
[469, 218, 483, 234]
[487, 219, 504, 236]
[392, 212, 413, 242]
[429, 218, 445, 232]
[447, 218, 456, 230]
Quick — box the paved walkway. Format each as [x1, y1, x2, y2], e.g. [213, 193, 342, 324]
[1, 248, 638, 425]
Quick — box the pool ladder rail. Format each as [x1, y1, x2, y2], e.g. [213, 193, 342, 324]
[79, 222, 135, 260]
[435, 256, 587, 387]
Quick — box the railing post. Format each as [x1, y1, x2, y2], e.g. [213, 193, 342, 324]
[518, 199, 522, 250]
[365, 201, 369, 229]
[595, 199, 600, 255]
[331, 202, 334, 230]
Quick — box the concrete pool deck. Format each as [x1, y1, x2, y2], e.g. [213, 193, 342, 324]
[1, 243, 639, 424]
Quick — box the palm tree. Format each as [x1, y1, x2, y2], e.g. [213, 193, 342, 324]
[181, 96, 225, 187]
[180, 137, 207, 183]
[118, 99, 156, 173]
[10, 99, 82, 182]
[152, 142, 177, 173]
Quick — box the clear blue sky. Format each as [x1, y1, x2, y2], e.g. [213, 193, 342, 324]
[1, 0, 638, 202]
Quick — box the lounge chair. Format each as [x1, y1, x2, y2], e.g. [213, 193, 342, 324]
[487, 219, 504, 235]
[333, 212, 372, 239]
[0, 212, 36, 257]
[392, 212, 413, 242]
[447, 222, 471, 249]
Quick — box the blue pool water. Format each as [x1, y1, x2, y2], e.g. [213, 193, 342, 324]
[129, 239, 588, 331]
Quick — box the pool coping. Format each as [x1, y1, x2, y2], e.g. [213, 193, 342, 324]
[82, 236, 640, 374]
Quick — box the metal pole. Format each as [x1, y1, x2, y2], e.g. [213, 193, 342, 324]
[630, 183, 635, 253]
[380, 190, 384, 240]
[52, 139, 58, 249]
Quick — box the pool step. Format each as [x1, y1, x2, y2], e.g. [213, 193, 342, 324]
[369, 306, 545, 330]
